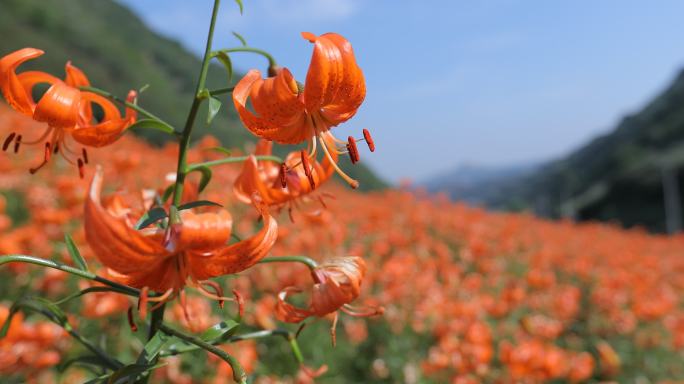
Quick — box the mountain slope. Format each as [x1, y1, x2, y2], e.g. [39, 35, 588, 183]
[430, 69, 684, 232]
[0, 0, 386, 190]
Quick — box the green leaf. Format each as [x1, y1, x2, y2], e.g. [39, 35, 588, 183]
[8, 297, 69, 329]
[188, 165, 213, 193]
[232, 31, 247, 46]
[215, 51, 233, 84]
[178, 200, 223, 211]
[107, 363, 165, 384]
[200, 320, 240, 343]
[206, 96, 222, 125]
[59, 355, 115, 373]
[161, 185, 174, 202]
[137, 332, 169, 365]
[135, 207, 167, 230]
[127, 119, 175, 135]
[64, 234, 88, 271]
[138, 84, 150, 94]
[234, 0, 244, 14]
[0, 306, 19, 338]
[208, 146, 232, 156]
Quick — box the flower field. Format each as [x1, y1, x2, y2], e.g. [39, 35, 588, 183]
[2, 103, 684, 383]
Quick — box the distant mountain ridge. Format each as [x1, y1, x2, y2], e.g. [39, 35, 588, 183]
[427, 69, 684, 232]
[0, 0, 386, 190]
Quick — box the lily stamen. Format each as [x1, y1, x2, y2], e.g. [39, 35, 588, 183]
[127, 306, 138, 332]
[13, 135, 21, 153]
[29, 142, 52, 174]
[318, 134, 359, 189]
[340, 303, 384, 317]
[2, 132, 16, 151]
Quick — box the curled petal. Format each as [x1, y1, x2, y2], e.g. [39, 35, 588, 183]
[0, 48, 45, 115]
[84, 167, 172, 275]
[233, 69, 309, 144]
[302, 32, 365, 126]
[33, 81, 81, 128]
[187, 195, 278, 279]
[72, 91, 136, 147]
[310, 257, 366, 316]
[65, 61, 93, 123]
[276, 287, 313, 323]
[177, 209, 233, 251]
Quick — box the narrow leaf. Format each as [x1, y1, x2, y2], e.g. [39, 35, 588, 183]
[59, 355, 115, 373]
[161, 185, 174, 202]
[178, 200, 223, 211]
[138, 84, 150, 94]
[232, 31, 247, 46]
[188, 166, 212, 193]
[127, 119, 175, 135]
[64, 234, 88, 271]
[234, 0, 244, 14]
[0, 307, 19, 338]
[137, 332, 169, 365]
[206, 96, 222, 125]
[135, 207, 168, 230]
[207, 146, 232, 156]
[215, 51, 233, 84]
[107, 363, 164, 384]
[200, 320, 240, 343]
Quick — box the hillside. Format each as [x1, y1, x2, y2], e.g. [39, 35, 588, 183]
[0, 0, 386, 190]
[429, 69, 684, 232]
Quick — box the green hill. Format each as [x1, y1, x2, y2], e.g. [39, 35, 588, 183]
[476, 70, 684, 232]
[0, 0, 386, 190]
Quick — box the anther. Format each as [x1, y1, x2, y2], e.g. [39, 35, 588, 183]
[82, 148, 89, 164]
[279, 163, 288, 188]
[300, 150, 315, 189]
[78, 159, 85, 179]
[2, 133, 16, 151]
[347, 136, 359, 164]
[362, 129, 375, 152]
[29, 142, 52, 174]
[13, 135, 21, 153]
[127, 306, 138, 332]
[53, 142, 60, 154]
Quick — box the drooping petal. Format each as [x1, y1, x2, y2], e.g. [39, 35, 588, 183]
[0, 48, 45, 115]
[302, 32, 365, 126]
[65, 61, 93, 124]
[71, 91, 136, 147]
[310, 257, 366, 316]
[32, 81, 81, 128]
[233, 69, 310, 144]
[187, 196, 277, 280]
[84, 167, 172, 275]
[177, 209, 233, 251]
[275, 287, 313, 323]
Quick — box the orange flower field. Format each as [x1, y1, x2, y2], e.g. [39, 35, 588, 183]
[2, 102, 684, 382]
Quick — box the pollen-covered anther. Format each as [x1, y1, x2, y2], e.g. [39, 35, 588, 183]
[346, 136, 359, 164]
[2, 133, 16, 151]
[77, 159, 85, 179]
[300, 150, 316, 189]
[127, 306, 138, 332]
[82, 148, 89, 164]
[362, 129, 375, 152]
[29, 142, 52, 174]
[13, 135, 22, 153]
[279, 163, 288, 188]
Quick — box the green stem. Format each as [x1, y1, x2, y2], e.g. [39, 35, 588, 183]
[158, 323, 246, 384]
[66, 327, 124, 371]
[79, 86, 174, 129]
[187, 155, 283, 172]
[0, 255, 140, 296]
[208, 86, 234, 96]
[160, 329, 291, 357]
[171, 0, 222, 207]
[219, 47, 277, 68]
[258, 256, 318, 270]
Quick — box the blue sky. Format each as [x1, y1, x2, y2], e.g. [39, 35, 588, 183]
[119, 0, 684, 183]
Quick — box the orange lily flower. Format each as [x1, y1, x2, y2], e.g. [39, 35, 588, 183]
[276, 256, 383, 328]
[233, 138, 336, 213]
[0, 48, 137, 176]
[84, 168, 278, 306]
[233, 32, 375, 188]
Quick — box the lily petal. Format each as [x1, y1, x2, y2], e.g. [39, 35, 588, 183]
[188, 196, 278, 279]
[84, 167, 172, 274]
[0, 48, 44, 115]
[33, 81, 81, 128]
[302, 32, 365, 126]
